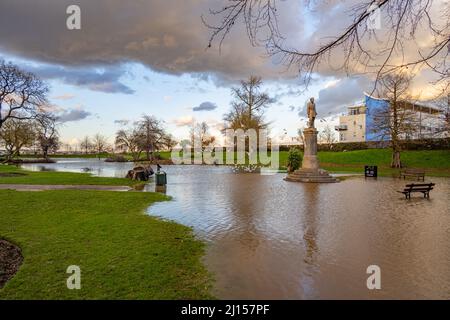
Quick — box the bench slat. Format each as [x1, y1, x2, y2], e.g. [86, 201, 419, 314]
[399, 182, 435, 199]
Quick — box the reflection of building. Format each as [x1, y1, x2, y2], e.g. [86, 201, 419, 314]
[335, 93, 444, 142]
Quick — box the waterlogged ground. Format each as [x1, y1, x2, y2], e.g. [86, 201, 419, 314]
[24, 160, 450, 299]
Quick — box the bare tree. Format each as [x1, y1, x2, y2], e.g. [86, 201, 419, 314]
[115, 115, 171, 161]
[297, 128, 305, 146]
[80, 136, 92, 154]
[92, 134, 108, 159]
[161, 134, 177, 152]
[204, 1, 449, 89]
[0, 60, 49, 129]
[224, 76, 274, 131]
[371, 72, 417, 168]
[190, 122, 216, 163]
[137, 115, 165, 160]
[35, 113, 60, 160]
[115, 128, 144, 161]
[0, 117, 35, 161]
[319, 125, 337, 150]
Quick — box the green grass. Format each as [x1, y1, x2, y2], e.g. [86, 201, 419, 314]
[278, 149, 450, 177]
[0, 190, 212, 299]
[0, 165, 144, 187]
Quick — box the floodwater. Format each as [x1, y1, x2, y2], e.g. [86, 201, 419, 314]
[23, 159, 450, 299]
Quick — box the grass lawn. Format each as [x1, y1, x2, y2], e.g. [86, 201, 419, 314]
[0, 189, 212, 299]
[171, 149, 449, 176]
[0, 163, 212, 299]
[0, 165, 143, 187]
[278, 149, 450, 177]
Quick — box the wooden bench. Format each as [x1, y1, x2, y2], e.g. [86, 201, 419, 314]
[398, 183, 435, 199]
[400, 168, 425, 181]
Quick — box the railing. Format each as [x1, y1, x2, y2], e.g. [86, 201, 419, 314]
[335, 125, 348, 131]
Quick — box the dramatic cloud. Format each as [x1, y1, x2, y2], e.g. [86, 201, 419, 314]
[315, 77, 372, 116]
[23, 63, 135, 94]
[57, 108, 92, 123]
[193, 101, 218, 112]
[0, 0, 445, 94]
[0, 0, 293, 84]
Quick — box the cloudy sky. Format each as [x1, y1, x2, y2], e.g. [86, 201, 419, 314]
[0, 0, 446, 147]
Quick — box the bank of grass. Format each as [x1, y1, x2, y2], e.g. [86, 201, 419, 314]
[16, 151, 173, 161]
[0, 165, 144, 187]
[277, 149, 450, 177]
[0, 189, 212, 299]
[10, 149, 450, 177]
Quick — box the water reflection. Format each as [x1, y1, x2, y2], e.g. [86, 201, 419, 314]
[37, 166, 56, 172]
[22, 160, 450, 299]
[149, 167, 450, 299]
[22, 158, 134, 178]
[302, 185, 319, 266]
[300, 185, 320, 298]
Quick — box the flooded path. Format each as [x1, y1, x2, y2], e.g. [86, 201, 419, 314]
[23, 160, 450, 299]
[148, 167, 450, 299]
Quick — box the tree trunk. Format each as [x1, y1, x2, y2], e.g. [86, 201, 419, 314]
[4, 148, 14, 162]
[391, 147, 402, 168]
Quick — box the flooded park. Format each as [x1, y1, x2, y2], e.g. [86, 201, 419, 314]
[21, 159, 450, 300]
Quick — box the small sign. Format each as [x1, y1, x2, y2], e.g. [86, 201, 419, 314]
[365, 166, 378, 178]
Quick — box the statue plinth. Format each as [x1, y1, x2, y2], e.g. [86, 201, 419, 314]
[302, 128, 320, 170]
[285, 127, 338, 183]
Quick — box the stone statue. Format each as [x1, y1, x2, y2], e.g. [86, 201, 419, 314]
[285, 96, 337, 183]
[307, 97, 317, 128]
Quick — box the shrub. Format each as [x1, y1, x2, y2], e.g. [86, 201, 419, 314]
[287, 148, 303, 172]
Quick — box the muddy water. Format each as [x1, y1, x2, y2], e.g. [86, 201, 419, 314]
[148, 166, 450, 299]
[22, 161, 450, 299]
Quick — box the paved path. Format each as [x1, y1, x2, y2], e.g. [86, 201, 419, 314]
[0, 184, 132, 192]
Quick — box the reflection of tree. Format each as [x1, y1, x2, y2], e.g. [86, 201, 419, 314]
[225, 175, 262, 252]
[301, 185, 320, 267]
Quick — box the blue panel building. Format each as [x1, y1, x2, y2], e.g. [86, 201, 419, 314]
[364, 93, 390, 141]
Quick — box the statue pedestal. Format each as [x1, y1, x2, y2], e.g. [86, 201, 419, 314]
[285, 128, 338, 183]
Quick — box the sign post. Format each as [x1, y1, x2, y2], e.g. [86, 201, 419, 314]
[365, 166, 378, 178]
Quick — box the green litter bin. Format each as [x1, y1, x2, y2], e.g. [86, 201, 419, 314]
[155, 171, 167, 186]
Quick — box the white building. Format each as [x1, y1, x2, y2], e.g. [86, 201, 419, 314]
[335, 95, 445, 142]
[335, 105, 367, 142]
